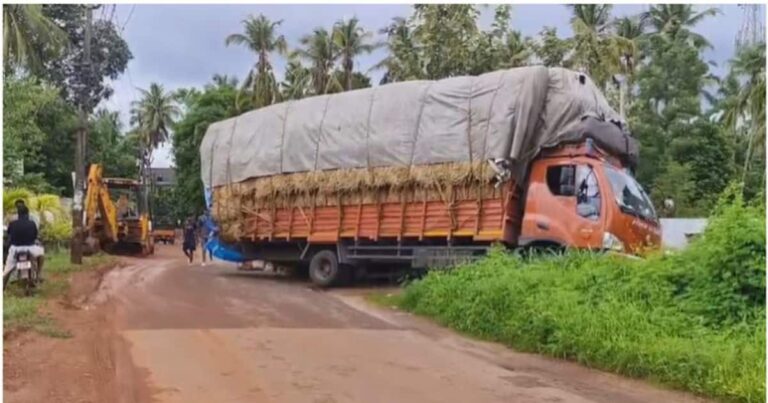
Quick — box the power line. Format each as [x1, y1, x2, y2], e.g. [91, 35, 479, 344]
[109, 5, 117, 26]
[120, 5, 136, 34]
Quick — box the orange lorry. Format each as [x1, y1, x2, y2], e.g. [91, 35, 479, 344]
[202, 67, 660, 286]
[152, 228, 175, 244]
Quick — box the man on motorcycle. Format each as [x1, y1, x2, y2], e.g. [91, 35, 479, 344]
[6, 200, 40, 227]
[4, 205, 44, 280]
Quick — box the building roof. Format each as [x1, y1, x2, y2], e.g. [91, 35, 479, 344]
[149, 167, 176, 187]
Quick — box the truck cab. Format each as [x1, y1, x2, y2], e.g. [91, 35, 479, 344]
[520, 140, 661, 253]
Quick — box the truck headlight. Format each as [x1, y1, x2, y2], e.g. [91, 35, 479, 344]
[602, 232, 624, 252]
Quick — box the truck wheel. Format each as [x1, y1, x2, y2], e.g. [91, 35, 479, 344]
[308, 250, 345, 288]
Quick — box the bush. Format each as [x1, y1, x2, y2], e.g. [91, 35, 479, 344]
[3, 188, 34, 215]
[3, 187, 72, 243]
[399, 186, 765, 402]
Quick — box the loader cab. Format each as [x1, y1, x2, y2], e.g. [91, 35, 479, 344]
[103, 179, 146, 213]
[103, 178, 150, 239]
[520, 141, 660, 253]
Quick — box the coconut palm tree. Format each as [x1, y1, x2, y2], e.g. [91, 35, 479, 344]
[570, 4, 613, 32]
[332, 17, 378, 91]
[281, 59, 312, 100]
[131, 83, 180, 150]
[172, 87, 201, 111]
[724, 43, 766, 179]
[210, 74, 239, 89]
[567, 5, 634, 88]
[643, 5, 720, 49]
[225, 14, 287, 108]
[502, 31, 532, 68]
[295, 27, 341, 95]
[3, 4, 67, 73]
[613, 15, 648, 78]
[372, 17, 420, 83]
[131, 83, 180, 193]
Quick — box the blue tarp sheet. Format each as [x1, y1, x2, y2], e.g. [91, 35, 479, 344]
[203, 187, 245, 263]
[205, 237, 245, 263]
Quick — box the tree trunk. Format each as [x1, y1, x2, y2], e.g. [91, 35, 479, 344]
[345, 56, 353, 91]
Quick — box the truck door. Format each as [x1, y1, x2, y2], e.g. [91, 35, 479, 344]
[521, 162, 604, 249]
[573, 164, 604, 248]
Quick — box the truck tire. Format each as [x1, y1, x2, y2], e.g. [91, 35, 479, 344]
[308, 250, 346, 288]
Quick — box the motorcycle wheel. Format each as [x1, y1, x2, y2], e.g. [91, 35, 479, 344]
[3, 267, 15, 290]
[23, 271, 33, 296]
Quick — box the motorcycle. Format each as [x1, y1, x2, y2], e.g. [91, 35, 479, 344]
[15, 250, 38, 295]
[3, 247, 41, 296]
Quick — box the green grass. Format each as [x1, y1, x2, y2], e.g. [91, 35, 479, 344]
[394, 188, 765, 403]
[3, 251, 116, 338]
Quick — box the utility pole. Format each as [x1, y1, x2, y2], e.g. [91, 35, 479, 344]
[71, 5, 94, 264]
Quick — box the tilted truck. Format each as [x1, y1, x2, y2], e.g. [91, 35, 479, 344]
[200, 66, 661, 287]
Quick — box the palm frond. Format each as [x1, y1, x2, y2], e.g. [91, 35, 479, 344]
[225, 33, 251, 47]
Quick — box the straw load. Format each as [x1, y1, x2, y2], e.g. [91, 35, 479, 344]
[200, 66, 638, 240]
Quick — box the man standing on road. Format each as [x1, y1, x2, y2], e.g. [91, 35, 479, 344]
[182, 217, 197, 265]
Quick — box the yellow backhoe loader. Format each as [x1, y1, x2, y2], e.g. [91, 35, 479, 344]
[84, 164, 154, 256]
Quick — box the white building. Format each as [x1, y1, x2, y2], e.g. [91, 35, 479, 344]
[660, 218, 708, 249]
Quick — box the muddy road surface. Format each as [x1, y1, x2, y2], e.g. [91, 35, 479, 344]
[5, 245, 708, 403]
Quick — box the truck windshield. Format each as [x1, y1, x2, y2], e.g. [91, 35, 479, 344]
[604, 166, 657, 222]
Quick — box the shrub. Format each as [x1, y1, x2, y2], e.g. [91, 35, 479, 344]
[4, 187, 72, 243]
[399, 186, 765, 402]
[3, 188, 34, 215]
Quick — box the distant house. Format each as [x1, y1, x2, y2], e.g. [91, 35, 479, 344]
[149, 167, 176, 187]
[660, 218, 708, 249]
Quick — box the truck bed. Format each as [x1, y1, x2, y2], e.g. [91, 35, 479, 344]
[221, 182, 521, 245]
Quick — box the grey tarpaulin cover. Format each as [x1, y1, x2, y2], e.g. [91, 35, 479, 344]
[200, 66, 636, 189]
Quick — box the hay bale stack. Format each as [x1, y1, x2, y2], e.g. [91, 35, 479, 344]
[211, 161, 496, 241]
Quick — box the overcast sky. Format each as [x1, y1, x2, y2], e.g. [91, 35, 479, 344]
[97, 4, 762, 167]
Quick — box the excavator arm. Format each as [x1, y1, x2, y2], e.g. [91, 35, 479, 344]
[84, 164, 118, 243]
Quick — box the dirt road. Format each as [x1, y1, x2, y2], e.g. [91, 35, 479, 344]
[4, 246, 708, 403]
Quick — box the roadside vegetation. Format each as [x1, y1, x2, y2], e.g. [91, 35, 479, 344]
[3, 251, 115, 338]
[390, 186, 765, 403]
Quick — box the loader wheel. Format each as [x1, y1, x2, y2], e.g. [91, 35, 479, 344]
[308, 250, 346, 288]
